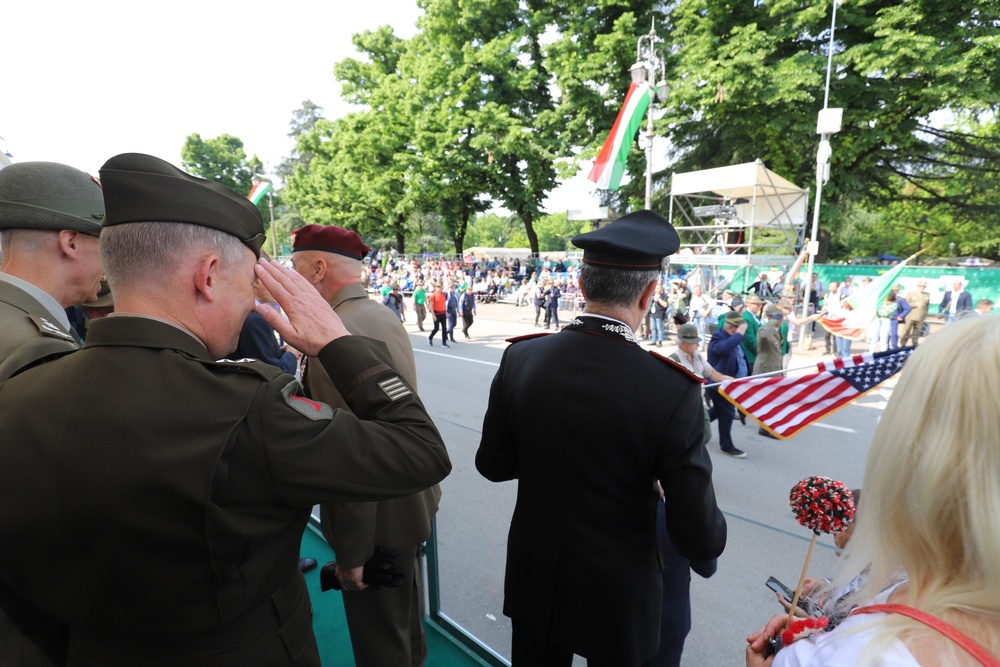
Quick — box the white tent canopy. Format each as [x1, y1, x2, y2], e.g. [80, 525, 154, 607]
[669, 160, 808, 229]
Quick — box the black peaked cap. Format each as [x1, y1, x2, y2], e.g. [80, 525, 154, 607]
[571, 209, 679, 270]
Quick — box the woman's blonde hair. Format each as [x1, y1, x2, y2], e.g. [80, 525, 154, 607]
[833, 316, 1000, 661]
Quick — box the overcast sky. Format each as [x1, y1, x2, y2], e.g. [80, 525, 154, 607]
[3, 0, 598, 213]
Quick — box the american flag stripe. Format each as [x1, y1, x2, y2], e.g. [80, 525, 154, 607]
[719, 348, 913, 439]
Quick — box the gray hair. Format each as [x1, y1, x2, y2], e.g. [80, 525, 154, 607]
[579, 263, 659, 308]
[102, 222, 248, 292]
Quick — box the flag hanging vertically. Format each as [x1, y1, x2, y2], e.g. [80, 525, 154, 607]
[248, 179, 272, 206]
[587, 82, 652, 191]
[818, 252, 917, 341]
[718, 347, 913, 439]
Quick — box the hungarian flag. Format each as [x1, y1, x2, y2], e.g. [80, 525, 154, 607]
[587, 82, 652, 191]
[818, 253, 915, 341]
[248, 179, 272, 205]
[718, 347, 913, 439]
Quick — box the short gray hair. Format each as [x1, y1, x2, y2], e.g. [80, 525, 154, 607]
[102, 222, 248, 292]
[579, 263, 659, 309]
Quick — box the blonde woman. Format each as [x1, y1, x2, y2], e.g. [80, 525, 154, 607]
[748, 316, 1000, 666]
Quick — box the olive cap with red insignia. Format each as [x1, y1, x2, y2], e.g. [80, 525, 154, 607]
[571, 209, 680, 270]
[291, 224, 370, 260]
[0, 161, 105, 235]
[98, 153, 266, 257]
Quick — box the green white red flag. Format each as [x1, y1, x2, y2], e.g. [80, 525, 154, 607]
[248, 180, 272, 205]
[587, 82, 652, 191]
[818, 253, 916, 341]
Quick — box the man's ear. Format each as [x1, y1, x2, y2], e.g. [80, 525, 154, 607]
[193, 255, 220, 302]
[639, 278, 658, 312]
[312, 257, 329, 284]
[577, 275, 586, 299]
[56, 230, 82, 258]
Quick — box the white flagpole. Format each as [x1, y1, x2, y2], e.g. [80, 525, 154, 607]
[703, 363, 818, 389]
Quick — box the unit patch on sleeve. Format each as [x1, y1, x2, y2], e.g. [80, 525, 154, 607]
[281, 381, 333, 421]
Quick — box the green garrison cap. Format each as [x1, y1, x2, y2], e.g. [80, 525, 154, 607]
[99, 153, 265, 258]
[571, 209, 680, 270]
[0, 161, 105, 235]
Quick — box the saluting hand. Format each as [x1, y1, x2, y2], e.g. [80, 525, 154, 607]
[254, 259, 351, 356]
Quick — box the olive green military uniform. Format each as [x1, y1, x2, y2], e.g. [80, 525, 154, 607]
[901, 289, 931, 347]
[0, 160, 104, 666]
[0, 316, 450, 666]
[305, 283, 441, 667]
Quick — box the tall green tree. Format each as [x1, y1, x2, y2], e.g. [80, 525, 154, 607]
[275, 100, 325, 183]
[286, 28, 416, 252]
[181, 133, 263, 195]
[181, 133, 272, 227]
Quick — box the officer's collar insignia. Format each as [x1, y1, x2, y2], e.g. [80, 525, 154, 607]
[564, 315, 637, 345]
[29, 315, 75, 342]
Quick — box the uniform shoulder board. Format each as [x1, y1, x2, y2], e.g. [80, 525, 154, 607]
[649, 350, 706, 384]
[0, 337, 78, 381]
[505, 332, 551, 344]
[28, 314, 77, 343]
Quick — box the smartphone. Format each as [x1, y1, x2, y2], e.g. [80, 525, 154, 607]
[766, 576, 814, 614]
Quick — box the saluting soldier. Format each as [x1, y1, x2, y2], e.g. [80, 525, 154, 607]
[290, 224, 440, 667]
[0, 160, 106, 667]
[0, 153, 450, 666]
[476, 210, 727, 667]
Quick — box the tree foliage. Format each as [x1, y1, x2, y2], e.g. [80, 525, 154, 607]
[277, 0, 999, 261]
[663, 0, 1000, 258]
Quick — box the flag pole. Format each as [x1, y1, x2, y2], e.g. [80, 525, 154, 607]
[702, 363, 819, 389]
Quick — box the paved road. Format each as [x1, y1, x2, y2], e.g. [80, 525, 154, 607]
[408, 301, 889, 666]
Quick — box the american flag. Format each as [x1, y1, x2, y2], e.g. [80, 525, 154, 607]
[718, 348, 914, 439]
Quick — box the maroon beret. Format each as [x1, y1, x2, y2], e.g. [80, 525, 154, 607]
[292, 224, 370, 260]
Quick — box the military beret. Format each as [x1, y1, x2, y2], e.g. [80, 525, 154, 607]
[291, 224, 370, 260]
[571, 209, 679, 270]
[724, 310, 744, 326]
[98, 153, 265, 257]
[0, 161, 104, 235]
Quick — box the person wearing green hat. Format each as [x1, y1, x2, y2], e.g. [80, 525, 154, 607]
[0, 153, 450, 667]
[0, 160, 106, 667]
[0, 161, 106, 362]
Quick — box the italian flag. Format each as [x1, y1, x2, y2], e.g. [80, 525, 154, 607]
[248, 180, 272, 205]
[819, 253, 916, 341]
[587, 82, 652, 191]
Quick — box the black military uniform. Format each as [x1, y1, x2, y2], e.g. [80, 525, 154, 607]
[476, 211, 727, 667]
[0, 154, 450, 666]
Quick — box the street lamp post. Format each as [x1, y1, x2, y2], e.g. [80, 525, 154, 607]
[800, 0, 844, 349]
[629, 21, 669, 211]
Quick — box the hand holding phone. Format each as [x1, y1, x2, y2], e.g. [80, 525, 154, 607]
[765, 576, 814, 615]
